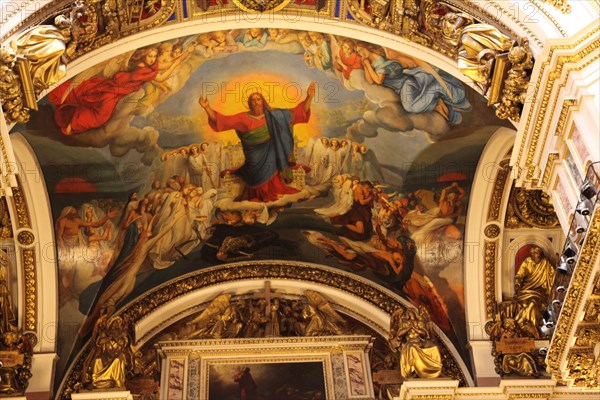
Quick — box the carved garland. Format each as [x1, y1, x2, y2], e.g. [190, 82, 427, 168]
[58, 262, 470, 398]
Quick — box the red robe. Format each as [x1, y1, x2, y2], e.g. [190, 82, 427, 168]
[48, 63, 158, 135]
[335, 50, 363, 80]
[209, 105, 310, 202]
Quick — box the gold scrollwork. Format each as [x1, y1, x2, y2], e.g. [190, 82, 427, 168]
[505, 186, 559, 229]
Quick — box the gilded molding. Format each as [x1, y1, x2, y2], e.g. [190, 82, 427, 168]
[535, 0, 571, 13]
[11, 178, 31, 227]
[514, 27, 599, 182]
[21, 248, 36, 331]
[540, 153, 559, 188]
[554, 99, 579, 137]
[488, 159, 511, 221]
[547, 207, 600, 379]
[484, 241, 497, 318]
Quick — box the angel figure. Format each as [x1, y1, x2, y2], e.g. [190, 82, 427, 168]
[81, 315, 142, 389]
[389, 306, 443, 379]
[48, 45, 185, 135]
[300, 290, 346, 336]
[185, 294, 243, 339]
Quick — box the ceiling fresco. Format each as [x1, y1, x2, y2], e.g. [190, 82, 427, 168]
[13, 27, 511, 381]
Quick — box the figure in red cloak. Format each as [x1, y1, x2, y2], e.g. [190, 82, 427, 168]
[48, 46, 186, 135]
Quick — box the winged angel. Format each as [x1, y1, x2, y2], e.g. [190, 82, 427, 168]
[185, 294, 243, 339]
[48, 43, 193, 135]
[301, 290, 346, 336]
[389, 306, 442, 379]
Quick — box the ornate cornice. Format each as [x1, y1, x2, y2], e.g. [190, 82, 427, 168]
[513, 26, 599, 185]
[547, 207, 600, 381]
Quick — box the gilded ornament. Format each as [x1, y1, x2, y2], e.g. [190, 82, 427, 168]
[81, 315, 143, 390]
[495, 38, 534, 122]
[547, 209, 600, 380]
[10, 24, 68, 93]
[457, 24, 513, 94]
[58, 264, 469, 399]
[21, 249, 36, 331]
[484, 242, 497, 318]
[10, 181, 30, 228]
[389, 306, 443, 379]
[487, 159, 510, 221]
[505, 186, 559, 229]
[0, 48, 30, 125]
[232, 0, 293, 12]
[538, 0, 571, 13]
[515, 28, 599, 181]
[422, 2, 473, 57]
[484, 224, 500, 238]
[540, 153, 559, 187]
[16, 230, 34, 246]
[0, 256, 33, 395]
[0, 197, 13, 239]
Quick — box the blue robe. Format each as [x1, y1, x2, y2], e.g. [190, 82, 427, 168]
[371, 56, 472, 124]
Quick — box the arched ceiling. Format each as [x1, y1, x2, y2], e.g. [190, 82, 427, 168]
[0, 0, 598, 397]
[13, 23, 515, 387]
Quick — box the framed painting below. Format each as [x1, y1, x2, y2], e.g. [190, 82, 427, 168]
[156, 336, 375, 400]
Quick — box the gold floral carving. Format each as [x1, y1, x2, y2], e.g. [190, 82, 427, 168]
[21, 249, 36, 331]
[10, 179, 31, 228]
[504, 186, 559, 229]
[484, 242, 497, 318]
[547, 208, 600, 380]
[488, 159, 511, 221]
[57, 262, 469, 399]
